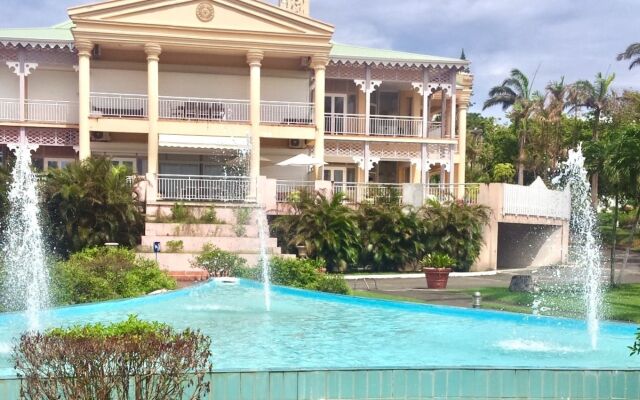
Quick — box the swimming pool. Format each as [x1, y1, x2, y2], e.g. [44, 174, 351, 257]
[0, 279, 637, 377]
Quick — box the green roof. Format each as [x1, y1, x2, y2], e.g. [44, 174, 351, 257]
[0, 21, 74, 48]
[330, 42, 468, 67]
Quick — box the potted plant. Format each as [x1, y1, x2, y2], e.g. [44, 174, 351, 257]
[421, 253, 455, 289]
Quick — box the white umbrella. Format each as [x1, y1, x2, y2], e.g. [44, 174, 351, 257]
[276, 153, 326, 167]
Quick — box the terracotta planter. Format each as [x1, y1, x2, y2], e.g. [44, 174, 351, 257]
[423, 268, 452, 289]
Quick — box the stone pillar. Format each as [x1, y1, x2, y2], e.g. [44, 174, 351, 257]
[76, 40, 93, 160]
[311, 55, 328, 180]
[145, 43, 161, 176]
[247, 50, 264, 197]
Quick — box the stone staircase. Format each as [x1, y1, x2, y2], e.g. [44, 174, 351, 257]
[137, 206, 286, 281]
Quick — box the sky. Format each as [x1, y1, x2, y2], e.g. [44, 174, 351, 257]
[2, 0, 638, 120]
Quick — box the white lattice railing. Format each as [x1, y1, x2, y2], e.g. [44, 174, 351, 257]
[276, 180, 315, 203]
[157, 175, 254, 203]
[0, 98, 19, 121]
[159, 96, 250, 122]
[90, 92, 148, 118]
[325, 113, 423, 137]
[261, 101, 314, 125]
[334, 182, 405, 205]
[26, 99, 78, 124]
[503, 183, 570, 219]
[424, 184, 480, 205]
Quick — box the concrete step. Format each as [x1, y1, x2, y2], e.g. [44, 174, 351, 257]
[145, 223, 260, 238]
[141, 236, 278, 253]
[138, 251, 293, 270]
[146, 204, 264, 226]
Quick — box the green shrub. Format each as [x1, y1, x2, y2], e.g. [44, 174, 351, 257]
[51, 247, 176, 305]
[171, 202, 195, 223]
[200, 207, 221, 224]
[166, 240, 184, 253]
[311, 274, 350, 294]
[192, 244, 250, 277]
[15, 315, 211, 400]
[272, 191, 361, 272]
[43, 157, 144, 257]
[492, 163, 516, 183]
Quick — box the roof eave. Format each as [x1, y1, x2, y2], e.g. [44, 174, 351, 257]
[0, 39, 75, 50]
[330, 56, 469, 70]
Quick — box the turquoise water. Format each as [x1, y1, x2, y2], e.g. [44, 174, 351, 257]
[0, 280, 637, 377]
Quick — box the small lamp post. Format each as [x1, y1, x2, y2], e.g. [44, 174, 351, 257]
[153, 241, 161, 263]
[472, 291, 482, 308]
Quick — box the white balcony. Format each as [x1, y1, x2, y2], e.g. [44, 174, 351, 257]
[159, 96, 250, 122]
[90, 92, 148, 118]
[0, 98, 78, 124]
[261, 101, 314, 125]
[276, 180, 316, 203]
[157, 174, 254, 203]
[325, 113, 446, 139]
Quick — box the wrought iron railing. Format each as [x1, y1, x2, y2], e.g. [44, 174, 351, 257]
[157, 175, 254, 203]
[0, 98, 20, 121]
[90, 92, 148, 118]
[325, 113, 423, 137]
[261, 101, 314, 125]
[26, 99, 78, 124]
[159, 96, 250, 122]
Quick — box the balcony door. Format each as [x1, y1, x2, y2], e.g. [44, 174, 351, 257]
[325, 94, 347, 133]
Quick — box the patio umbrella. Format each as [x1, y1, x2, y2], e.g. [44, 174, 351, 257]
[276, 153, 326, 167]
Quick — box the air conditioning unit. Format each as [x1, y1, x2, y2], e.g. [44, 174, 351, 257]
[91, 44, 101, 59]
[288, 139, 306, 149]
[90, 131, 111, 142]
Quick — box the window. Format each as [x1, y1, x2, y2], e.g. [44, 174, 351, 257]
[44, 158, 74, 171]
[111, 158, 137, 173]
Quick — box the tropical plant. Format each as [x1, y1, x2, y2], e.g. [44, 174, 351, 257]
[170, 202, 195, 223]
[419, 200, 490, 272]
[272, 191, 361, 272]
[492, 163, 516, 183]
[192, 244, 249, 277]
[269, 257, 349, 294]
[44, 157, 144, 256]
[357, 201, 424, 272]
[166, 240, 184, 253]
[15, 315, 211, 400]
[572, 72, 616, 203]
[618, 42, 640, 70]
[483, 68, 541, 185]
[421, 252, 456, 269]
[51, 247, 176, 305]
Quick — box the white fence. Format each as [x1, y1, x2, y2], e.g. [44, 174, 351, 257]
[503, 183, 570, 219]
[159, 96, 249, 122]
[276, 180, 315, 203]
[261, 101, 314, 125]
[325, 113, 423, 137]
[0, 98, 19, 121]
[424, 184, 480, 205]
[157, 175, 254, 203]
[26, 99, 78, 123]
[334, 182, 405, 205]
[325, 113, 365, 135]
[90, 92, 148, 118]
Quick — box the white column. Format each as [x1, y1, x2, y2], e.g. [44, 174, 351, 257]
[6, 59, 38, 123]
[422, 68, 430, 139]
[247, 50, 264, 192]
[311, 55, 328, 180]
[76, 40, 92, 160]
[441, 89, 447, 138]
[354, 67, 381, 184]
[450, 73, 457, 139]
[421, 143, 428, 184]
[145, 43, 161, 176]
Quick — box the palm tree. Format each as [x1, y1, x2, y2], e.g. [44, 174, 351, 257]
[617, 43, 640, 70]
[543, 78, 570, 171]
[573, 72, 616, 204]
[483, 69, 537, 185]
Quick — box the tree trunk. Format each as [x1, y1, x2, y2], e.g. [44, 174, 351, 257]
[591, 110, 600, 206]
[610, 194, 619, 286]
[518, 120, 527, 185]
[617, 201, 640, 285]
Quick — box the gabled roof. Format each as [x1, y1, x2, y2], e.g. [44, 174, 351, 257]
[330, 42, 469, 69]
[0, 21, 75, 49]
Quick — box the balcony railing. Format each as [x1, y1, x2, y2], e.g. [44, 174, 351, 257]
[157, 175, 254, 203]
[276, 180, 315, 203]
[0, 98, 20, 121]
[26, 99, 78, 124]
[325, 113, 441, 138]
[334, 182, 405, 205]
[261, 101, 314, 125]
[159, 96, 249, 122]
[424, 184, 480, 205]
[90, 92, 148, 118]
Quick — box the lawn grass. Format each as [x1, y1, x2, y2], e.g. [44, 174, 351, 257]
[351, 285, 640, 323]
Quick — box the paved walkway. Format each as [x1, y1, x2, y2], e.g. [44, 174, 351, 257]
[346, 249, 640, 308]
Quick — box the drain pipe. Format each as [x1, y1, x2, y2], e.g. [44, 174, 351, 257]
[472, 291, 482, 308]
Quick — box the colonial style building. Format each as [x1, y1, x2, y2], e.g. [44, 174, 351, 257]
[0, 0, 473, 205]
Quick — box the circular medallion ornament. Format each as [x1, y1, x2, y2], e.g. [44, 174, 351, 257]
[196, 2, 214, 22]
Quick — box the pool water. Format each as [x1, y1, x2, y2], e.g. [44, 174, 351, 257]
[0, 280, 637, 376]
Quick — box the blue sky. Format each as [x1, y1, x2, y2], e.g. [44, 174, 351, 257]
[2, 0, 638, 119]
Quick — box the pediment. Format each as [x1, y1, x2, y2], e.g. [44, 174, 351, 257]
[68, 0, 334, 37]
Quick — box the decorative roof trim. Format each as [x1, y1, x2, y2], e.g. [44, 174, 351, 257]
[329, 58, 467, 70]
[0, 40, 75, 50]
